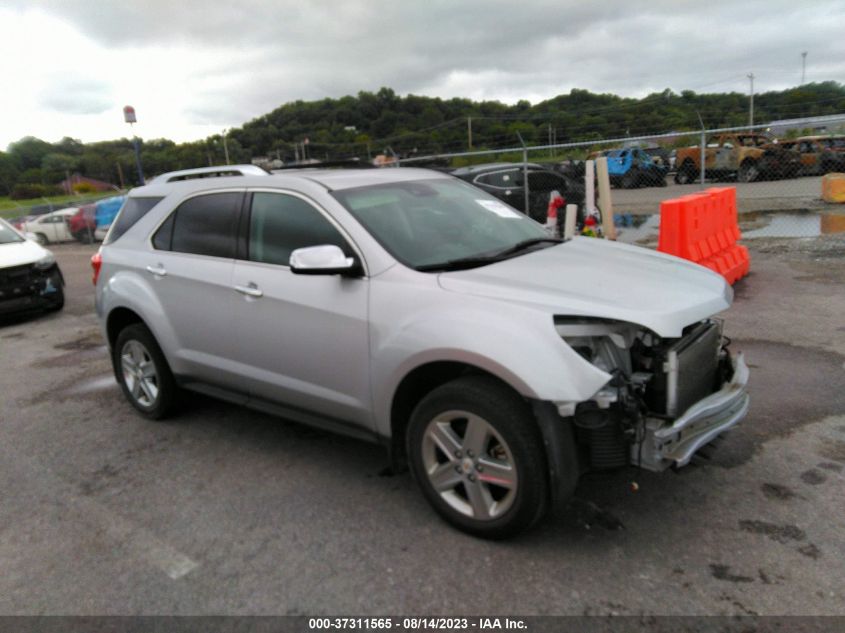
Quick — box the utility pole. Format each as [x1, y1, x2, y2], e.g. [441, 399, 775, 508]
[222, 129, 230, 165]
[747, 73, 755, 129]
[122, 105, 144, 185]
[801, 51, 808, 85]
[467, 117, 473, 150]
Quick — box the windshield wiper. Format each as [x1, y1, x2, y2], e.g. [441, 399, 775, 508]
[415, 237, 562, 272]
[486, 237, 563, 259]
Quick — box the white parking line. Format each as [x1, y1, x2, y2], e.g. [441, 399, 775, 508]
[76, 498, 199, 580]
[0, 443, 200, 580]
[69, 492, 200, 580]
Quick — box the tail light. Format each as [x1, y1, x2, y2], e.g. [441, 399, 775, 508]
[91, 250, 102, 285]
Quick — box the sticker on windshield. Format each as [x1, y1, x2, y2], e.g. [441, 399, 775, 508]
[476, 199, 521, 218]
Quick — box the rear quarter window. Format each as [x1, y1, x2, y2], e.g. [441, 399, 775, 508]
[104, 197, 164, 244]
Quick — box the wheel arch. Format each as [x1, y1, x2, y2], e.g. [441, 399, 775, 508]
[106, 306, 145, 349]
[388, 361, 527, 473]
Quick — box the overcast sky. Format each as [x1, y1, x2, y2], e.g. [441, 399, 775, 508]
[1, 0, 843, 150]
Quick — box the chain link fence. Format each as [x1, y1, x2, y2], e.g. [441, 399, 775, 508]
[398, 113, 845, 250]
[1, 191, 126, 245]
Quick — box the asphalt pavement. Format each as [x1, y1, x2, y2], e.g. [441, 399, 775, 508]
[1, 240, 844, 616]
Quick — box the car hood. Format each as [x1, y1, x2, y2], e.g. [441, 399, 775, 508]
[437, 237, 732, 337]
[0, 239, 50, 268]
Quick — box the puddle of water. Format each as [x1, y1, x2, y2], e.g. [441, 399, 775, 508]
[614, 213, 660, 245]
[742, 214, 821, 239]
[612, 211, 845, 243]
[64, 375, 117, 396]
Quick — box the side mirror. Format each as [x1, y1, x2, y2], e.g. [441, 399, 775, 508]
[289, 244, 360, 276]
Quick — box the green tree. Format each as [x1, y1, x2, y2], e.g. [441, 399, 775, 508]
[7, 136, 54, 170]
[0, 151, 19, 195]
[41, 153, 79, 184]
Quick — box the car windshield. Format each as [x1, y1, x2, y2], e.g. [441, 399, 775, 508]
[332, 178, 551, 270]
[0, 219, 25, 245]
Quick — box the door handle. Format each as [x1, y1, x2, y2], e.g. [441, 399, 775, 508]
[234, 283, 263, 298]
[146, 265, 167, 276]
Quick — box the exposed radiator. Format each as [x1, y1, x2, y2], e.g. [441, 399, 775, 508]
[664, 321, 721, 417]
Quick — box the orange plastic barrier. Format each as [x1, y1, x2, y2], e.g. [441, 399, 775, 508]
[822, 173, 845, 203]
[658, 187, 749, 284]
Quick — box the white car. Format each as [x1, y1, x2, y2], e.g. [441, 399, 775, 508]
[22, 208, 78, 244]
[0, 218, 65, 315]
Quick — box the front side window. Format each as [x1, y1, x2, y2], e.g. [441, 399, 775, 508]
[527, 170, 567, 192]
[153, 192, 241, 258]
[248, 192, 349, 266]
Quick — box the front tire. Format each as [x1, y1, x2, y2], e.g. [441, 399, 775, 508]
[674, 162, 697, 184]
[738, 160, 759, 183]
[621, 170, 637, 189]
[113, 323, 177, 420]
[407, 376, 549, 539]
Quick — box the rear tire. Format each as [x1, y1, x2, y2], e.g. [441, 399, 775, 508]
[113, 323, 178, 420]
[407, 375, 549, 539]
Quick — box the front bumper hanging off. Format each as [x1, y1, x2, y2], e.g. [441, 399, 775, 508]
[638, 352, 750, 471]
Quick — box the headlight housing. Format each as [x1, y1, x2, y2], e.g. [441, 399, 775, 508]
[34, 252, 56, 270]
[554, 316, 637, 375]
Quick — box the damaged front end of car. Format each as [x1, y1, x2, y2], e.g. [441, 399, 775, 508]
[554, 316, 749, 472]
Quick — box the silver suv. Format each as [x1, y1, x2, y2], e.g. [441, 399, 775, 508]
[94, 165, 749, 538]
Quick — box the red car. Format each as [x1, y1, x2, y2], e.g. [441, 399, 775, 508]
[68, 204, 97, 243]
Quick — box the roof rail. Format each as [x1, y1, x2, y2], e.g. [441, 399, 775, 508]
[149, 164, 269, 183]
[270, 159, 375, 171]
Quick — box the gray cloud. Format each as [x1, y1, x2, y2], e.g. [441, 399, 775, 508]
[38, 77, 114, 114]
[16, 0, 845, 126]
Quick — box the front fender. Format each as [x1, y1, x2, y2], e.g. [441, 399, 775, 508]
[369, 290, 611, 437]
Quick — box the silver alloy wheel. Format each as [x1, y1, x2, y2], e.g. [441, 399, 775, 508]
[120, 340, 159, 408]
[421, 410, 518, 520]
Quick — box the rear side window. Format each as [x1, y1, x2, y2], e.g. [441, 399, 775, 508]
[104, 197, 164, 244]
[475, 169, 522, 189]
[153, 192, 241, 258]
[248, 193, 349, 266]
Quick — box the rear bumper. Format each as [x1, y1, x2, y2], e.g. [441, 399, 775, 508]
[638, 353, 750, 471]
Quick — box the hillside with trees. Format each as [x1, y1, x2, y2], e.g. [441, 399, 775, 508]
[2, 82, 843, 197]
